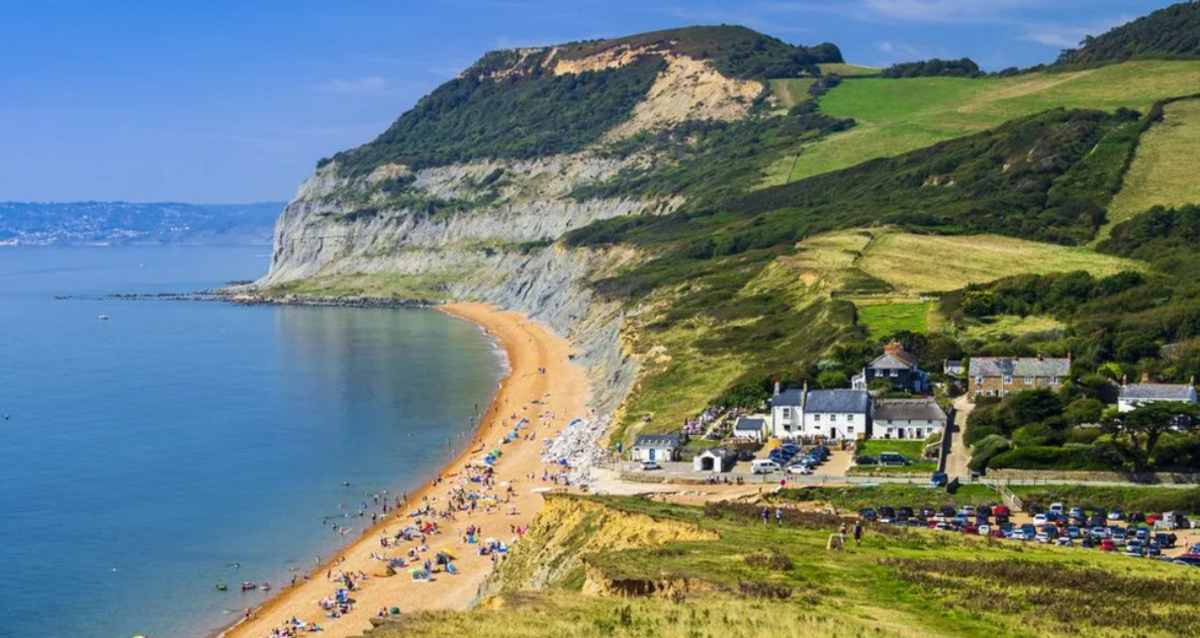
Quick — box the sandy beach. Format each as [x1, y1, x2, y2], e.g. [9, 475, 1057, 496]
[218, 302, 591, 638]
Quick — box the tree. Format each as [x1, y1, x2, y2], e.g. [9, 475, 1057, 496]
[1102, 402, 1200, 468]
[1063, 398, 1104, 426]
[817, 370, 849, 389]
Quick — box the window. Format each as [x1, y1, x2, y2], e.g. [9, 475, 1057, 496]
[847, 426, 855, 434]
[916, 428, 924, 438]
[830, 414, 837, 422]
[975, 375, 984, 386]
[889, 369, 898, 377]
[782, 407, 790, 418]
[1024, 376, 1033, 384]
[887, 419, 893, 425]
[1003, 375, 1013, 384]
[813, 414, 821, 422]
[1051, 376, 1059, 384]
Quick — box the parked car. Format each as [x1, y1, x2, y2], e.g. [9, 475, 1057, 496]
[751, 459, 781, 474]
[920, 507, 937, 519]
[736, 449, 755, 462]
[1101, 539, 1117, 552]
[1155, 533, 1178, 548]
[960, 505, 977, 517]
[993, 505, 1011, 517]
[1035, 531, 1053, 544]
[898, 506, 914, 519]
[1032, 514, 1048, 526]
[1049, 502, 1065, 514]
[929, 471, 948, 487]
[1009, 529, 1030, 541]
[786, 464, 812, 475]
[854, 455, 877, 466]
[641, 461, 662, 471]
[861, 507, 878, 522]
[1056, 537, 1075, 547]
[1173, 554, 1200, 567]
[978, 524, 991, 536]
[989, 528, 1006, 539]
[1066, 526, 1082, 539]
[1069, 506, 1084, 520]
[1108, 509, 1125, 521]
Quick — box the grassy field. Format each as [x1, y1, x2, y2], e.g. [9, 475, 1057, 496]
[760, 61, 1200, 186]
[959, 314, 1065, 341]
[797, 229, 1141, 295]
[854, 232, 1142, 293]
[769, 77, 817, 108]
[820, 62, 880, 77]
[1102, 97, 1200, 243]
[375, 495, 1200, 638]
[855, 439, 937, 474]
[856, 302, 930, 339]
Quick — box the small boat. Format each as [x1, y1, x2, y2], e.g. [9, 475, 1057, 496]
[216, 583, 227, 591]
[97, 315, 109, 321]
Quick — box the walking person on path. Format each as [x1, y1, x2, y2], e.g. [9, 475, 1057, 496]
[853, 520, 863, 546]
[775, 507, 784, 527]
[761, 507, 770, 525]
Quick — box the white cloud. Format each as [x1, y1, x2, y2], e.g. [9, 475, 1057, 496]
[876, 40, 935, 60]
[1017, 14, 1135, 50]
[317, 77, 392, 96]
[860, 0, 1042, 24]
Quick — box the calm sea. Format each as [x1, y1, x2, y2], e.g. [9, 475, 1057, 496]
[0, 246, 504, 638]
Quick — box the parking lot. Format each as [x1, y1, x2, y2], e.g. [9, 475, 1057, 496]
[854, 501, 1200, 563]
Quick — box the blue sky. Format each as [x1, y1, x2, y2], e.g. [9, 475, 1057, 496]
[0, 0, 1178, 203]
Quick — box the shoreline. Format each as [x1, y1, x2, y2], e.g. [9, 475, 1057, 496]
[213, 302, 591, 638]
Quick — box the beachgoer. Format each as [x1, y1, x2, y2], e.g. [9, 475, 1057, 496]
[775, 507, 784, 527]
[853, 520, 863, 546]
[761, 507, 769, 525]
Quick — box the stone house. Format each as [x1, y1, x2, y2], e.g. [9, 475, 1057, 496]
[968, 355, 1071, 396]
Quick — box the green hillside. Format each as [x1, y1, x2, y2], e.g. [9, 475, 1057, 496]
[767, 61, 1200, 185]
[1058, 1, 1200, 66]
[370, 496, 1200, 638]
[1104, 97, 1200, 241]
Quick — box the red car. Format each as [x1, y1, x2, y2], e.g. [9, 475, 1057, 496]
[989, 529, 1006, 539]
[963, 525, 979, 535]
[994, 505, 1011, 517]
[1101, 539, 1117, 552]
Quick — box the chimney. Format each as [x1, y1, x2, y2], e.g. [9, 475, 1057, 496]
[773, 377, 781, 397]
[802, 380, 809, 408]
[1141, 370, 1150, 384]
[1122, 374, 1128, 387]
[1067, 351, 1074, 364]
[884, 341, 903, 355]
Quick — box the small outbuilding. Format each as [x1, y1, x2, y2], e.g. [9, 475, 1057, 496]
[631, 434, 683, 463]
[733, 416, 767, 442]
[693, 447, 738, 473]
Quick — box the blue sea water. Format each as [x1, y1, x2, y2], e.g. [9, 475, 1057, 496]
[0, 246, 505, 638]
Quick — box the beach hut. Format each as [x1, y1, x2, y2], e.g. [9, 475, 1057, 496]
[693, 447, 737, 473]
[631, 434, 683, 462]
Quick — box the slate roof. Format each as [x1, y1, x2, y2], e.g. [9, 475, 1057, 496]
[634, 434, 682, 448]
[1120, 384, 1197, 401]
[735, 417, 766, 431]
[874, 399, 948, 422]
[804, 390, 871, 414]
[869, 351, 917, 370]
[700, 446, 738, 459]
[771, 389, 805, 407]
[970, 357, 1070, 378]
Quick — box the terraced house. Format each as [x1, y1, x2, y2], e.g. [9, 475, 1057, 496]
[968, 355, 1071, 396]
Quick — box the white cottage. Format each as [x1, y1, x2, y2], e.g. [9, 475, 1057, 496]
[873, 398, 948, 440]
[1118, 380, 1198, 413]
[801, 389, 872, 440]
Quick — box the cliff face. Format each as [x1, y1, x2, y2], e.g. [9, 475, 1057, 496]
[259, 26, 831, 415]
[260, 151, 664, 414]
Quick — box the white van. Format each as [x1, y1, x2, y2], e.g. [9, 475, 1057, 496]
[751, 459, 781, 474]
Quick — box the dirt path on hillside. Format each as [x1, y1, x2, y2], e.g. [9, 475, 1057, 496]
[943, 395, 975, 479]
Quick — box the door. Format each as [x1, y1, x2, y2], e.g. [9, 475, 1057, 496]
[649, 448, 656, 462]
[830, 427, 837, 439]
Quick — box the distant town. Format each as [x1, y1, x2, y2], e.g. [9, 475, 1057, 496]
[0, 201, 284, 246]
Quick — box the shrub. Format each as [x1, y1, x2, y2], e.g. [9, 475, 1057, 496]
[987, 445, 1122, 471]
[969, 434, 1011, 472]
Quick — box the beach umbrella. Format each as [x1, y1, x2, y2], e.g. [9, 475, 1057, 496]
[441, 549, 457, 559]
